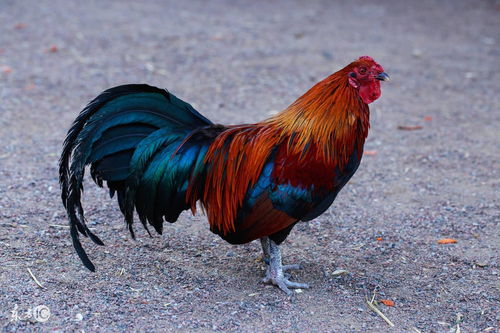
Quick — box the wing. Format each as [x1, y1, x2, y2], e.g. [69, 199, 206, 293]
[215, 141, 362, 244]
[214, 160, 299, 244]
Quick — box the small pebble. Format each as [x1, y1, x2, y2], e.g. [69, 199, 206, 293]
[412, 48, 423, 58]
[480, 37, 495, 45]
[331, 269, 349, 276]
[465, 72, 476, 79]
[145, 62, 155, 72]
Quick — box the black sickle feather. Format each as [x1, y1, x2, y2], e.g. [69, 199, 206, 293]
[59, 84, 213, 271]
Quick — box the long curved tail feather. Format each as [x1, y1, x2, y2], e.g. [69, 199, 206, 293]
[59, 84, 216, 271]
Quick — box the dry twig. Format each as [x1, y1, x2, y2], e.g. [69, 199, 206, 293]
[366, 288, 395, 327]
[27, 267, 44, 289]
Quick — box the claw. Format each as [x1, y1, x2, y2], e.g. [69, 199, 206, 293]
[282, 264, 301, 271]
[262, 274, 310, 295]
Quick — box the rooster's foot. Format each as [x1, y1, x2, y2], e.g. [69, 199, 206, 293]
[262, 266, 309, 295]
[259, 237, 309, 295]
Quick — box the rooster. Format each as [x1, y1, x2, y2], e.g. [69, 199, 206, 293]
[59, 56, 389, 294]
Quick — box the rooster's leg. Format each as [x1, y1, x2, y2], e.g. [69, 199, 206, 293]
[260, 237, 271, 264]
[260, 237, 300, 271]
[260, 237, 309, 294]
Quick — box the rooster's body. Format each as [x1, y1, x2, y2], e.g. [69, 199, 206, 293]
[59, 56, 388, 293]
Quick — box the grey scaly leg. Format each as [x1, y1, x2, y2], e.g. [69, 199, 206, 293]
[260, 237, 271, 264]
[261, 237, 302, 271]
[260, 237, 309, 295]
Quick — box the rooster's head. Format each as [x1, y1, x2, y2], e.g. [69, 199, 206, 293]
[347, 56, 389, 104]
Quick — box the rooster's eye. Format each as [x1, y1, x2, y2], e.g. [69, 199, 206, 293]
[359, 67, 367, 75]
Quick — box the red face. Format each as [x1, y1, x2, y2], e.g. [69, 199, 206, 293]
[348, 56, 389, 104]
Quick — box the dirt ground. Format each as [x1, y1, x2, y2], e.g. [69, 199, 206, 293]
[0, 0, 498, 332]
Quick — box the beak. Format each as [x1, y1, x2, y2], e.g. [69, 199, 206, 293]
[375, 72, 390, 81]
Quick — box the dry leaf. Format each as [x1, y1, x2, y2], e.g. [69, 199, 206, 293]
[376, 237, 383, 241]
[14, 23, 27, 30]
[423, 116, 433, 121]
[331, 269, 349, 276]
[48, 45, 58, 53]
[438, 238, 457, 244]
[25, 83, 36, 91]
[398, 125, 423, 131]
[364, 150, 378, 156]
[380, 299, 395, 307]
[475, 261, 488, 267]
[1, 66, 12, 74]
[212, 34, 224, 41]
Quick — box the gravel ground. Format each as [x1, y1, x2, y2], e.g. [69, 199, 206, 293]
[0, 0, 499, 332]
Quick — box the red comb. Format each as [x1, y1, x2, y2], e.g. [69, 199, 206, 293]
[359, 56, 374, 62]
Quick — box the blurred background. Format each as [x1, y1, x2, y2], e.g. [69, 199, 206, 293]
[0, 0, 498, 332]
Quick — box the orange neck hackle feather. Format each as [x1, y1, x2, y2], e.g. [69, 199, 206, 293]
[189, 65, 370, 236]
[265, 67, 369, 164]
